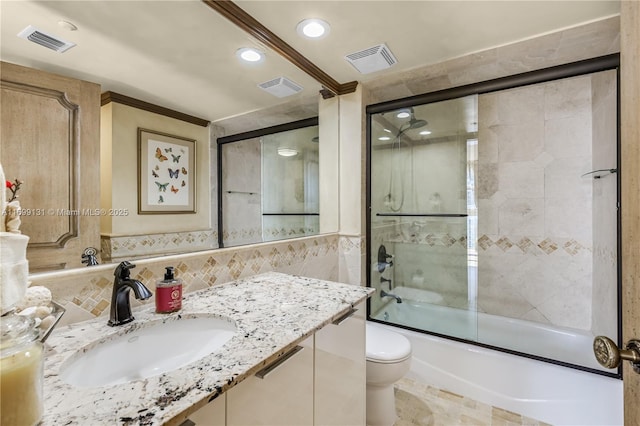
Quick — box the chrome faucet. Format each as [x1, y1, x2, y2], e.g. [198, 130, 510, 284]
[380, 289, 402, 304]
[108, 261, 153, 326]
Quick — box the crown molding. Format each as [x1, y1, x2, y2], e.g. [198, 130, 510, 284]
[202, 0, 358, 97]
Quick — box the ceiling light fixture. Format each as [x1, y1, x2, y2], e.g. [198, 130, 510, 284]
[236, 47, 264, 63]
[419, 130, 432, 135]
[396, 109, 411, 119]
[378, 136, 391, 141]
[277, 147, 298, 157]
[296, 18, 330, 39]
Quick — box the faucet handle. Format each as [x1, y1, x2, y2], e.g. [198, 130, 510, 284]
[114, 261, 136, 279]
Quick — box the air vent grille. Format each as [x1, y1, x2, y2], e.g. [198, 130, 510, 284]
[344, 43, 397, 74]
[258, 77, 303, 98]
[17, 25, 76, 53]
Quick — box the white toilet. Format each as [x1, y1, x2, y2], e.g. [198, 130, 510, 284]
[365, 323, 412, 426]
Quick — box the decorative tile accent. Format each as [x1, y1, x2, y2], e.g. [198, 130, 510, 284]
[31, 234, 341, 326]
[101, 230, 217, 262]
[478, 234, 493, 250]
[495, 236, 514, 251]
[538, 238, 558, 254]
[563, 239, 583, 255]
[516, 237, 535, 253]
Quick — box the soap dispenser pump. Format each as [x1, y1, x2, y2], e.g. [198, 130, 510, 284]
[155, 266, 182, 313]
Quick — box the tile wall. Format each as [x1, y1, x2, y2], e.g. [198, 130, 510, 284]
[31, 234, 340, 326]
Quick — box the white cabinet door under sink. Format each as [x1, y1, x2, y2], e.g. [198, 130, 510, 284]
[187, 393, 225, 426]
[227, 336, 314, 426]
[315, 302, 366, 425]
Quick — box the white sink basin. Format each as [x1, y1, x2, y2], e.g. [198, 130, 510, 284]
[59, 316, 236, 388]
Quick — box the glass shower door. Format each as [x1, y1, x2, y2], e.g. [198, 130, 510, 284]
[369, 95, 479, 341]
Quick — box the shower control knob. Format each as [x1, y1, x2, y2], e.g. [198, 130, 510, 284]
[593, 336, 640, 373]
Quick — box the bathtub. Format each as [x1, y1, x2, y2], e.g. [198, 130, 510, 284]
[370, 302, 624, 425]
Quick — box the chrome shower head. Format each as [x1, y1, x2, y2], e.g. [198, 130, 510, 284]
[407, 118, 427, 129]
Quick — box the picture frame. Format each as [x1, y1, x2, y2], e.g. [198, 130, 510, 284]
[138, 128, 196, 214]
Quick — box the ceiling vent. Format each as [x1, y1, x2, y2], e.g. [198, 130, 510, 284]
[17, 25, 76, 53]
[258, 77, 303, 98]
[345, 43, 397, 74]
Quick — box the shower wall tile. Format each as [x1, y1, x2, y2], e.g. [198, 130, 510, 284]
[475, 72, 600, 331]
[497, 85, 545, 125]
[498, 199, 545, 236]
[544, 75, 592, 120]
[496, 122, 545, 163]
[498, 162, 544, 199]
[545, 114, 593, 159]
[544, 157, 593, 199]
[545, 197, 593, 241]
[477, 163, 499, 199]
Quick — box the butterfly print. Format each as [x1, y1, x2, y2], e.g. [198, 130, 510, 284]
[158, 195, 164, 203]
[181, 180, 186, 187]
[155, 181, 169, 192]
[171, 154, 181, 163]
[154, 165, 160, 170]
[168, 168, 179, 179]
[165, 148, 172, 153]
[152, 170, 159, 178]
[171, 185, 179, 194]
[181, 167, 187, 175]
[155, 147, 168, 162]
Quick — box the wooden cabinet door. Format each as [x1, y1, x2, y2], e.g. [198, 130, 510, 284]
[227, 336, 314, 426]
[1, 61, 101, 271]
[315, 302, 366, 425]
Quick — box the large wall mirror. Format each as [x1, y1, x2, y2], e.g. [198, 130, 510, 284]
[218, 118, 319, 247]
[0, 1, 336, 273]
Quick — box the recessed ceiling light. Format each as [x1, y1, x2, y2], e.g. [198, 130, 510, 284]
[236, 47, 264, 63]
[396, 110, 411, 119]
[296, 18, 330, 39]
[378, 136, 391, 141]
[277, 147, 298, 157]
[383, 128, 392, 133]
[419, 130, 432, 135]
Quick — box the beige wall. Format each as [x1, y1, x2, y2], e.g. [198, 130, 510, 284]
[100, 102, 211, 236]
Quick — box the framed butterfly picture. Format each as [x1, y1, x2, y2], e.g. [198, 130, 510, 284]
[138, 128, 196, 213]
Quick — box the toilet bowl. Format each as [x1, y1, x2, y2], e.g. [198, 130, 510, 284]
[366, 323, 412, 426]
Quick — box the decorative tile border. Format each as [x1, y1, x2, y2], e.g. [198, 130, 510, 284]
[31, 234, 340, 326]
[101, 230, 218, 262]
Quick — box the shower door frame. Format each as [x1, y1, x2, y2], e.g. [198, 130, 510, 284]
[365, 53, 622, 378]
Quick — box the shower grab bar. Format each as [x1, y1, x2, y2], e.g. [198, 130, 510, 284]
[262, 212, 319, 215]
[376, 213, 468, 217]
[226, 190, 260, 195]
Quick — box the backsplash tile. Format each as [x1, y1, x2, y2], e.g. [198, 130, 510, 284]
[31, 234, 340, 326]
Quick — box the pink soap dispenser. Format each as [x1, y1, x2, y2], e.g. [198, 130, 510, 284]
[155, 266, 182, 313]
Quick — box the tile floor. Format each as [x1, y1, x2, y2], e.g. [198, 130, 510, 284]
[394, 377, 552, 426]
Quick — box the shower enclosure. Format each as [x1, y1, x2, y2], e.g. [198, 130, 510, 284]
[218, 118, 319, 247]
[366, 55, 621, 375]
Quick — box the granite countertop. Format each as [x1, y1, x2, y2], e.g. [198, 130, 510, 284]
[42, 272, 374, 426]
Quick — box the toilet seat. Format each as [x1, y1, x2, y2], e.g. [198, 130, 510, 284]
[366, 323, 412, 364]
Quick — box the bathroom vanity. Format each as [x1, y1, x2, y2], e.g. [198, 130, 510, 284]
[41, 272, 373, 425]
